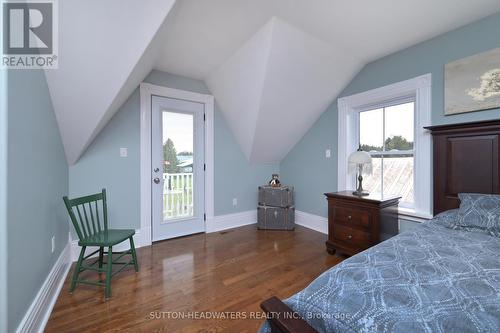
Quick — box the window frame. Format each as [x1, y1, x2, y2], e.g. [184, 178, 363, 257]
[337, 74, 432, 219]
[357, 99, 416, 208]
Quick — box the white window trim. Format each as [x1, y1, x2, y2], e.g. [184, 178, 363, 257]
[337, 74, 433, 219]
[139, 83, 215, 246]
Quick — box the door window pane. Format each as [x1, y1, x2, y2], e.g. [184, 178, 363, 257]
[162, 111, 194, 220]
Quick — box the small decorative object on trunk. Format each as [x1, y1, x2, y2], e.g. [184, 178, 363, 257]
[348, 145, 372, 196]
[269, 174, 281, 187]
[257, 184, 295, 230]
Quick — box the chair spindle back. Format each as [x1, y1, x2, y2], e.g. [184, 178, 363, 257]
[63, 189, 108, 240]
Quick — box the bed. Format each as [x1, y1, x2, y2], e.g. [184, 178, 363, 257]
[259, 119, 500, 333]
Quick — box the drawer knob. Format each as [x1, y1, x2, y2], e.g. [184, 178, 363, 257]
[347, 235, 353, 240]
[347, 215, 352, 220]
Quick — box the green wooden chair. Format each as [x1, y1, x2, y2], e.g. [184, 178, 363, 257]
[63, 189, 139, 299]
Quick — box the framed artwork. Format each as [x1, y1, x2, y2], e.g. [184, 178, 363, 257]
[445, 47, 500, 115]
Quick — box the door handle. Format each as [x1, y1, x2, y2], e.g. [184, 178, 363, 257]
[153, 177, 160, 184]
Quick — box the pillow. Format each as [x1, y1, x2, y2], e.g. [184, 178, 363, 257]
[457, 193, 500, 237]
[429, 209, 459, 229]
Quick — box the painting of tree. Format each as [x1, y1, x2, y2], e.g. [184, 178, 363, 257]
[445, 47, 500, 115]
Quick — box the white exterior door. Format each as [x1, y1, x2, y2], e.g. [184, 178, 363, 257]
[151, 96, 205, 241]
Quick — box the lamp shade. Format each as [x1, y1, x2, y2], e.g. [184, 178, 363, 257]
[348, 150, 372, 164]
[348, 150, 372, 174]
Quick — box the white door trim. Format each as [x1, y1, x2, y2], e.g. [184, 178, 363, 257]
[140, 83, 215, 246]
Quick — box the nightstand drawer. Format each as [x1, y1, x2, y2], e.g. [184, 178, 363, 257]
[333, 224, 370, 246]
[325, 191, 400, 256]
[333, 206, 371, 229]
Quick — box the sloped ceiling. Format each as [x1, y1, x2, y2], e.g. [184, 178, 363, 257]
[48, 0, 500, 164]
[155, 0, 500, 163]
[156, 0, 500, 80]
[205, 20, 274, 162]
[46, 0, 176, 164]
[205, 18, 362, 163]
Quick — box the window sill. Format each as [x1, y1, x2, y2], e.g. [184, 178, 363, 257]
[398, 207, 433, 223]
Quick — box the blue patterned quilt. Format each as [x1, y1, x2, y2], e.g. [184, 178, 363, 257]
[259, 211, 500, 333]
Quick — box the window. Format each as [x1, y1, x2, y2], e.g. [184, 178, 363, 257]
[337, 74, 432, 219]
[359, 101, 415, 207]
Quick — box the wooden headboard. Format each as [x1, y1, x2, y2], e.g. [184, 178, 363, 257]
[425, 119, 500, 215]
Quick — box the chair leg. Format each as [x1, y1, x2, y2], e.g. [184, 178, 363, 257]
[105, 246, 113, 299]
[70, 246, 86, 293]
[129, 237, 139, 272]
[98, 247, 104, 270]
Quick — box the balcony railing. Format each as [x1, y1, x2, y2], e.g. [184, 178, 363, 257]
[163, 173, 193, 219]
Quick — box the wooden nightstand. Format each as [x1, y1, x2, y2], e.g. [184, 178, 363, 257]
[324, 191, 400, 256]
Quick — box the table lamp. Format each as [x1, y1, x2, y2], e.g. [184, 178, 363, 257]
[348, 146, 372, 196]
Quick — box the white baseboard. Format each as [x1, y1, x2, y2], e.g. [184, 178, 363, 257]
[206, 210, 257, 233]
[70, 228, 146, 262]
[295, 210, 328, 234]
[206, 209, 327, 235]
[16, 242, 71, 333]
[137, 226, 152, 247]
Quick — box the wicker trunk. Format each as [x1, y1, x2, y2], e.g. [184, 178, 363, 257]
[257, 185, 295, 230]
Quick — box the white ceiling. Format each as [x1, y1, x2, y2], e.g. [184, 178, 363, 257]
[46, 0, 176, 164]
[206, 17, 363, 163]
[47, 0, 500, 164]
[156, 0, 500, 80]
[156, 0, 500, 163]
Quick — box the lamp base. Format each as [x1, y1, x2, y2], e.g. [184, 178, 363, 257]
[353, 172, 369, 197]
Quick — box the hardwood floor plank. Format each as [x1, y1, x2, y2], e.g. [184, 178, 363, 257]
[45, 225, 343, 332]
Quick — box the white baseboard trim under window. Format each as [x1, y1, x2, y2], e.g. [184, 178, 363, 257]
[16, 243, 71, 333]
[206, 210, 257, 233]
[398, 207, 432, 223]
[295, 210, 328, 235]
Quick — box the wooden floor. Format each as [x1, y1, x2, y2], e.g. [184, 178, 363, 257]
[46, 225, 344, 333]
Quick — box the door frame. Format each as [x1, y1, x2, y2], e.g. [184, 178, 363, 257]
[139, 83, 214, 246]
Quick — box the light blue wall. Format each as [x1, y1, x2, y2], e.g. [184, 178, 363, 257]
[0, 69, 8, 333]
[281, 13, 500, 218]
[69, 70, 277, 231]
[69, 88, 141, 229]
[6, 70, 69, 332]
[213, 109, 278, 214]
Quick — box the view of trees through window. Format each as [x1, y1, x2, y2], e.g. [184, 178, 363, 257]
[359, 101, 415, 206]
[163, 138, 180, 173]
[162, 111, 195, 219]
[361, 135, 413, 153]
